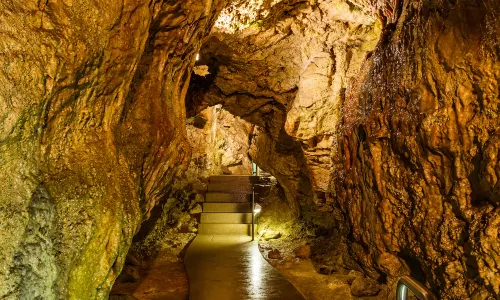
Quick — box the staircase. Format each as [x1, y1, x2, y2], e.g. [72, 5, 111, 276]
[198, 175, 260, 236]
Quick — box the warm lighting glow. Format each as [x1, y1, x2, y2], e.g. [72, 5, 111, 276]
[247, 242, 264, 295]
[254, 203, 261, 213]
[213, 0, 283, 33]
[195, 53, 200, 61]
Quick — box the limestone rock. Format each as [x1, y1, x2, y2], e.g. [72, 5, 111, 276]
[117, 266, 140, 283]
[0, 1, 228, 298]
[1, 0, 498, 298]
[193, 65, 211, 77]
[268, 249, 282, 259]
[350, 276, 381, 297]
[186, 0, 500, 298]
[185, 106, 253, 180]
[294, 245, 311, 259]
[377, 252, 406, 278]
[263, 231, 282, 241]
[195, 194, 205, 203]
[187, 0, 381, 216]
[190, 204, 203, 215]
[333, 0, 500, 298]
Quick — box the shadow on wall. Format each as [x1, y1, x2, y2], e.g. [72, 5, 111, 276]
[250, 127, 316, 215]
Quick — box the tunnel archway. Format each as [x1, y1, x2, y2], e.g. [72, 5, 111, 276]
[0, 0, 498, 299]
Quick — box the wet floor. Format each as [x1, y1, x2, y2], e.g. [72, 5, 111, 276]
[184, 235, 305, 300]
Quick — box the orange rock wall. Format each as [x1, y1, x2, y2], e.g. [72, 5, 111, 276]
[0, 1, 227, 298]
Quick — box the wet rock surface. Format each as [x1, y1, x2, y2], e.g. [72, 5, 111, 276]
[0, 0, 498, 298]
[332, 1, 500, 298]
[188, 0, 500, 298]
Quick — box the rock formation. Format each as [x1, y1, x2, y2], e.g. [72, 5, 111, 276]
[0, 1, 227, 298]
[187, 0, 500, 298]
[186, 105, 253, 179]
[0, 0, 498, 299]
[188, 0, 382, 214]
[334, 0, 500, 297]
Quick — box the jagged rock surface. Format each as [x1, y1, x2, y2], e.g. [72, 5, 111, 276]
[186, 105, 253, 179]
[0, 0, 498, 298]
[333, 0, 500, 298]
[188, 0, 500, 298]
[0, 1, 227, 298]
[188, 0, 381, 212]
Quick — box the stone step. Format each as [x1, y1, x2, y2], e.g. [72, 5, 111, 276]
[203, 202, 252, 213]
[198, 224, 252, 235]
[200, 213, 253, 224]
[207, 183, 253, 194]
[208, 175, 260, 185]
[205, 192, 253, 203]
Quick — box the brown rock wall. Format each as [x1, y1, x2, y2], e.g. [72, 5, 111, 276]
[186, 105, 253, 179]
[0, 1, 227, 298]
[189, 0, 500, 297]
[250, 128, 313, 213]
[332, 0, 500, 297]
[188, 0, 380, 211]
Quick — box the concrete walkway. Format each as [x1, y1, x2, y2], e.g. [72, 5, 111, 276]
[184, 235, 305, 300]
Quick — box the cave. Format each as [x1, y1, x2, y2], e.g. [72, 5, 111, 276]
[0, 0, 498, 299]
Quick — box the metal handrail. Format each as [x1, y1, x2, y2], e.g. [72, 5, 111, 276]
[251, 185, 255, 241]
[397, 276, 437, 300]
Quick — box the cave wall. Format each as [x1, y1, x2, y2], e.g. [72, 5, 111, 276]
[0, 1, 227, 298]
[333, 0, 500, 297]
[189, 0, 380, 213]
[189, 0, 500, 297]
[186, 105, 253, 180]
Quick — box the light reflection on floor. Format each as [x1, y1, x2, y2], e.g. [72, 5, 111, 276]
[185, 235, 304, 300]
[248, 240, 264, 297]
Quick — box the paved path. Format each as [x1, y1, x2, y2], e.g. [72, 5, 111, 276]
[184, 235, 305, 300]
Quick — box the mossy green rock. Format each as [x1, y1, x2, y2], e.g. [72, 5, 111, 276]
[0, 1, 227, 298]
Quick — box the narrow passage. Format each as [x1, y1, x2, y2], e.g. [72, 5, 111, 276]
[185, 234, 305, 300]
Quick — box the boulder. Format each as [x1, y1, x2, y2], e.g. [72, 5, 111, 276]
[350, 276, 381, 297]
[294, 245, 311, 259]
[268, 249, 282, 259]
[195, 194, 205, 203]
[262, 231, 281, 241]
[190, 204, 203, 214]
[117, 266, 140, 283]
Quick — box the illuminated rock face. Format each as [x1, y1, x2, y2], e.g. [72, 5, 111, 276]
[189, 0, 381, 212]
[334, 1, 500, 298]
[186, 105, 253, 179]
[0, 0, 498, 298]
[0, 1, 226, 298]
[188, 0, 500, 298]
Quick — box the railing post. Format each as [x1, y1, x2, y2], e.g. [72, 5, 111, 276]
[397, 284, 408, 300]
[396, 276, 437, 300]
[251, 185, 255, 241]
